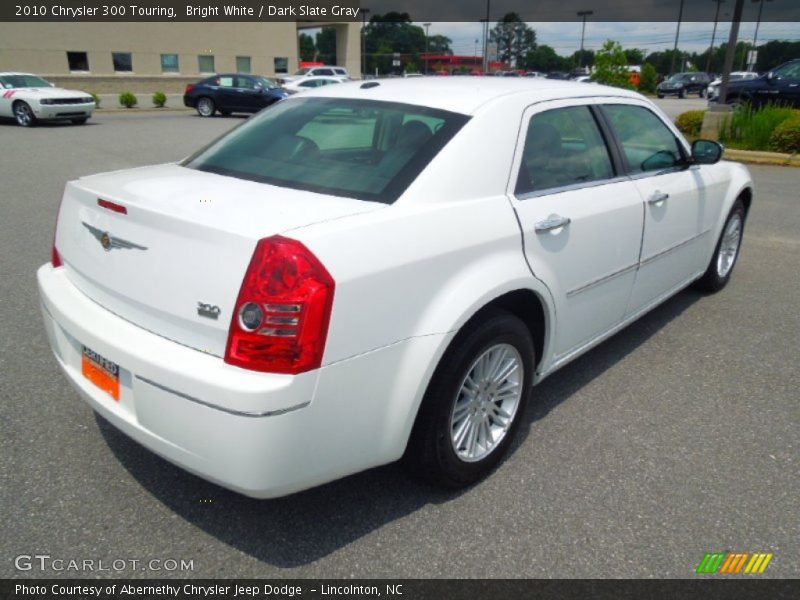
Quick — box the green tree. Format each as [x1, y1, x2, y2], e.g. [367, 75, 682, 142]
[639, 62, 658, 94]
[426, 34, 453, 55]
[570, 49, 595, 70]
[624, 48, 645, 66]
[315, 26, 337, 64]
[525, 44, 570, 72]
[298, 33, 316, 62]
[490, 12, 536, 68]
[593, 40, 635, 89]
[364, 13, 426, 74]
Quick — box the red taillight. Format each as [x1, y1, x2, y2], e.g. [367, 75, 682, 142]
[51, 195, 63, 267]
[225, 236, 335, 374]
[185, 84, 194, 94]
[97, 198, 127, 214]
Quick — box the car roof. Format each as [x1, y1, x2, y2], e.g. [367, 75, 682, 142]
[0, 72, 41, 77]
[304, 77, 642, 115]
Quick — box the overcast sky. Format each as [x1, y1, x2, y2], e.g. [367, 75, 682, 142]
[424, 21, 798, 57]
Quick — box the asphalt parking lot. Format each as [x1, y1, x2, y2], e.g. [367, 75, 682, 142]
[1, 110, 798, 579]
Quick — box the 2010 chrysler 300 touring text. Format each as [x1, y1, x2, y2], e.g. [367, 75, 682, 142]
[38, 79, 753, 498]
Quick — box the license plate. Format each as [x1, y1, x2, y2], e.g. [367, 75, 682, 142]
[81, 346, 120, 401]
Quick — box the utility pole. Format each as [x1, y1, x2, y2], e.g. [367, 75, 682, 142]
[669, 0, 685, 76]
[361, 8, 370, 79]
[423, 22, 431, 75]
[577, 10, 593, 71]
[705, 0, 724, 74]
[749, 0, 772, 71]
[483, 0, 491, 74]
[718, 0, 745, 105]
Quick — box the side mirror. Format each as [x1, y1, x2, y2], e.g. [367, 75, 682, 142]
[691, 139, 723, 165]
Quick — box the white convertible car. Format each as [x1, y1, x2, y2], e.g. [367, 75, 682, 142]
[0, 72, 95, 127]
[38, 79, 752, 498]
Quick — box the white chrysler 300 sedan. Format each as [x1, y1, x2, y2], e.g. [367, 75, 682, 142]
[38, 79, 752, 498]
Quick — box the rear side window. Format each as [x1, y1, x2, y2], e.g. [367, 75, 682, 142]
[184, 98, 469, 204]
[602, 104, 684, 173]
[516, 105, 614, 195]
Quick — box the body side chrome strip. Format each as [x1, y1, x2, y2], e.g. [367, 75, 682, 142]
[566, 262, 639, 297]
[135, 375, 310, 418]
[640, 228, 712, 267]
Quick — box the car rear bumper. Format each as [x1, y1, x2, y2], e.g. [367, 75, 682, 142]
[38, 264, 441, 497]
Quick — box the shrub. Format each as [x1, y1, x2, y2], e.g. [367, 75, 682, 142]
[769, 113, 800, 153]
[675, 110, 705, 138]
[118, 91, 138, 108]
[719, 104, 795, 150]
[152, 91, 167, 108]
[638, 62, 657, 95]
[90, 92, 100, 108]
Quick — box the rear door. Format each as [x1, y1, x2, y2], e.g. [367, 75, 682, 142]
[510, 99, 644, 359]
[598, 101, 712, 314]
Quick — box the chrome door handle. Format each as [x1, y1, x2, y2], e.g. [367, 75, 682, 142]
[648, 191, 669, 205]
[534, 215, 571, 233]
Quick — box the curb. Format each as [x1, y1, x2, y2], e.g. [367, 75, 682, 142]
[96, 107, 193, 113]
[724, 148, 800, 167]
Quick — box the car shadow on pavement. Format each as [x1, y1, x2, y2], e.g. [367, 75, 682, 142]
[97, 287, 702, 568]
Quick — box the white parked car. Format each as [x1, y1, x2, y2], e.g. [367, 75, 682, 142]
[0, 72, 95, 127]
[282, 75, 346, 94]
[280, 65, 349, 84]
[706, 71, 759, 100]
[38, 79, 753, 498]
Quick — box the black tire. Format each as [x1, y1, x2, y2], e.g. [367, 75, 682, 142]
[693, 199, 746, 293]
[678, 88, 687, 99]
[71, 118, 88, 125]
[196, 96, 215, 117]
[404, 309, 535, 488]
[657, 93, 665, 99]
[699, 88, 706, 98]
[13, 101, 36, 127]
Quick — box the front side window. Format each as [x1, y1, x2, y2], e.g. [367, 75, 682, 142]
[184, 98, 469, 203]
[516, 105, 615, 195]
[67, 51, 89, 71]
[161, 53, 179, 73]
[112, 52, 132, 72]
[773, 61, 800, 81]
[198, 55, 215, 73]
[602, 104, 684, 173]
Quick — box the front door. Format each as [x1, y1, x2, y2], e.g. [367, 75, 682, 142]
[510, 100, 644, 359]
[598, 102, 711, 314]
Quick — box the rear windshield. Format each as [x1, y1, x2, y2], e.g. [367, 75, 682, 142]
[183, 98, 469, 204]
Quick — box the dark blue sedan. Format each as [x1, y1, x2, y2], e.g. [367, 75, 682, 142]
[183, 74, 289, 117]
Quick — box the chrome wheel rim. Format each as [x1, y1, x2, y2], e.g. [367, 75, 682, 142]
[14, 103, 32, 126]
[197, 98, 214, 116]
[449, 343, 523, 463]
[716, 214, 742, 278]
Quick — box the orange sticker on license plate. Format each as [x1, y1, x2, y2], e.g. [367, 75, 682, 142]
[81, 346, 120, 401]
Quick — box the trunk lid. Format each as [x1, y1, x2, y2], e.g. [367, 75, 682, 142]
[55, 163, 381, 357]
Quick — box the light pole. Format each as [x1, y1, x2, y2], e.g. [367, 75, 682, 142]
[669, 0, 685, 76]
[361, 8, 370, 79]
[749, 0, 773, 70]
[718, 0, 745, 105]
[706, 0, 724, 74]
[423, 22, 431, 75]
[576, 10, 593, 71]
[480, 19, 488, 74]
[483, 0, 491, 74]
